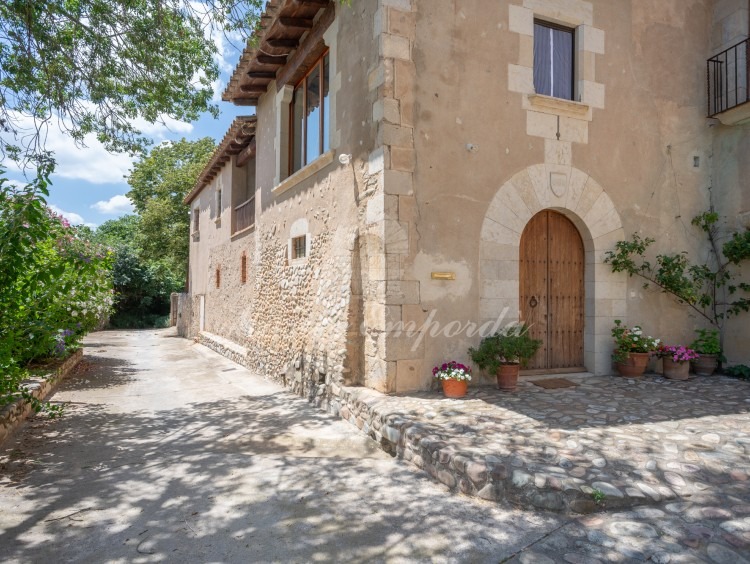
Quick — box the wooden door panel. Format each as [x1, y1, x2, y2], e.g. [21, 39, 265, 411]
[519, 211, 548, 370]
[520, 210, 584, 370]
[548, 212, 584, 368]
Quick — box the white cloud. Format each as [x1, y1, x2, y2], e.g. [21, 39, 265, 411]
[91, 194, 134, 214]
[3, 108, 194, 185]
[4, 178, 27, 190]
[2, 111, 135, 185]
[48, 204, 97, 228]
[130, 114, 194, 138]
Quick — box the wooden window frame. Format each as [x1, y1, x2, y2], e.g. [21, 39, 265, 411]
[291, 235, 307, 260]
[288, 49, 330, 176]
[534, 19, 576, 101]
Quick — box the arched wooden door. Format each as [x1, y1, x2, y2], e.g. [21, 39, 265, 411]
[519, 210, 585, 371]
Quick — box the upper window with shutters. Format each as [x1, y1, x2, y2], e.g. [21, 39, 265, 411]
[533, 21, 575, 101]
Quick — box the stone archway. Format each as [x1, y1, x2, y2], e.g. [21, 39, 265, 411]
[479, 164, 627, 375]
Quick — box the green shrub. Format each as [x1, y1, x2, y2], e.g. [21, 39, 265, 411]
[0, 167, 113, 412]
[469, 324, 542, 373]
[690, 328, 722, 355]
[725, 365, 750, 380]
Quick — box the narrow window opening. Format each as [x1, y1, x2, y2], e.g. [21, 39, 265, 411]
[534, 21, 575, 101]
[240, 253, 247, 284]
[193, 208, 200, 233]
[215, 266, 221, 289]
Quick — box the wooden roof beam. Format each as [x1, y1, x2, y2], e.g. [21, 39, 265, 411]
[276, 2, 335, 90]
[239, 84, 269, 94]
[236, 138, 257, 168]
[279, 17, 314, 29]
[257, 54, 288, 66]
[247, 71, 276, 79]
[266, 38, 299, 49]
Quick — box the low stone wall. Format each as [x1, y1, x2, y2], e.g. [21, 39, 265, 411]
[0, 350, 83, 445]
[197, 331, 648, 514]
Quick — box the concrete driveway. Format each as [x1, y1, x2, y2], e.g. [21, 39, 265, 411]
[0, 330, 561, 563]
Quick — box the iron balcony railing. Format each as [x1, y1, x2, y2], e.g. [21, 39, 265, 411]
[233, 197, 255, 233]
[707, 37, 749, 117]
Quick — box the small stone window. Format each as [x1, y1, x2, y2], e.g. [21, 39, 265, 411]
[215, 266, 221, 289]
[291, 235, 307, 260]
[534, 20, 575, 101]
[214, 188, 222, 223]
[193, 208, 200, 233]
[240, 253, 247, 284]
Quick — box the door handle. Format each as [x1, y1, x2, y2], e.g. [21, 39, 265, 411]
[529, 296, 538, 308]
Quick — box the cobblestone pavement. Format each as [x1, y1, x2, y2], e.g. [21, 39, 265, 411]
[394, 375, 750, 509]
[351, 374, 750, 561]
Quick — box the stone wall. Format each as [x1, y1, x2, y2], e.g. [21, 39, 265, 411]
[175, 292, 198, 338]
[0, 350, 82, 446]
[184, 0, 382, 394]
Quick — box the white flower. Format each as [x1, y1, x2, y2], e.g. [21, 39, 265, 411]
[71, 311, 78, 317]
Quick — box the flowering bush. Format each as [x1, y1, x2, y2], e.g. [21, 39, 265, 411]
[0, 167, 113, 413]
[611, 320, 661, 363]
[659, 345, 700, 363]
[433, 361, 472, 382]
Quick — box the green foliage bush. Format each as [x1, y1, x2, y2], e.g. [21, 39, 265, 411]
[0, 167, 113, 412]
[469, 325, 542, 372]
[725, 364, 750, 380]
[91, 215, 183, 328]
[690, 328, 722, 355]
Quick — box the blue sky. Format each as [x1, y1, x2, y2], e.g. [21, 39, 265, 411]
[4, 30, 251, 229]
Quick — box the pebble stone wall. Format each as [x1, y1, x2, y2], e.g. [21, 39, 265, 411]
[0, 350, 83, 446]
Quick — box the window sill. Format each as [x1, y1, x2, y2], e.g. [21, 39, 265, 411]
[231, 224, 255, 240]
[272, 150, 335, 197]
[525, 94, 592, 121]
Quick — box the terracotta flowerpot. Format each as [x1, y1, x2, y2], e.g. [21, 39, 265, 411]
[496, 364, 520, 392]
[692, 354, 718, 376]
[663, 357, 690, 380]
[441, 378, 467, 398]
[616, 352, 650, 378]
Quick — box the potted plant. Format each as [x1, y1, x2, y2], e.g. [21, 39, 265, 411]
[432, 361, 472, 398]
[612, 320, 660, 377]
[690, 328, 722, 376]
[468, 324, 542, 392]
[658, 345, 699, 380]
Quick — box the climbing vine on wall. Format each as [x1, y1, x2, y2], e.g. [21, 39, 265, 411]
[604, 211, 750, 345]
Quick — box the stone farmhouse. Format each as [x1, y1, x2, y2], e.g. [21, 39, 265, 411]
[177, 0, 749, 397]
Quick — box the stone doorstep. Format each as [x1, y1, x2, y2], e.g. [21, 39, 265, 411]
[0, 349, 83, 446]
[196, 332, 674, 515]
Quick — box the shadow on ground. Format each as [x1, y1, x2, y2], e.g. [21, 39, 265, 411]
[0, 350, 558, 563]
